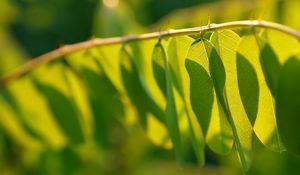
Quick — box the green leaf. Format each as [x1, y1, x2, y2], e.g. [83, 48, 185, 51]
[0, 76, 67, 149]
[168, 36, 205, 165]
[61, 147, 82, 173]
[256, 38, 281, 97]
[34, 82, 85, 146]
[120, 46, 165, 126]
[33, 63, 85, 145]
[185, 40, 213, 135]
[236, 35, 284, 153]
[152, 42, 183, 165]
[120, 45, 174, 149]
[67, 51, 124, 148]
[152, 44, 167, 97]
[185, 47, 214, 136]
[0, 87, 42, 149]
[236, 53, 259, 125]
[82, 67, 124, 147]
[265, 29, 300, 64]
[276, 57, 300, 154]
[88, 45, 124, 93]
[186, 36, 233, 156]
[127, 40, 166, 110]
[210, 30, 252, 170]
[257, 41, 286, 152]
[0, 88, 41, 140]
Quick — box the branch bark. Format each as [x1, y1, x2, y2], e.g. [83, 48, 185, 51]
[1, 20, 300, 85]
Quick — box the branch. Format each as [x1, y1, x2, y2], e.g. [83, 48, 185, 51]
[1, 20, 300, 85]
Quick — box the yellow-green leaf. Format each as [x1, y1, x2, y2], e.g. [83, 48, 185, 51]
[1, 78, 67, 149]
[168, 36, 205, 165]
[210, 30, 252, 171]
[127, 40, 165, 110]
[152, 42, 183, 165]
[265, 29, 300, 64]
[33, 63, 86, 145]
[187, 36, 233, 156]
[67, 51, 124, 148]
[0, 87, 43, 149]
[120, 46, 165, 126]
[236, 34, 284, 154]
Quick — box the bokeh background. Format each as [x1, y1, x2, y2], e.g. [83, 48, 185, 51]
[1, 0, 300, 174]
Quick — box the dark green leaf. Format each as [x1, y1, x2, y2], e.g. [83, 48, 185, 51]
[257, 38, 282, 97]
[276, 57, 300, 154]
[152, 44, 167, 97]
[34, 82, 84, 145]
[236, 53, 259, 125]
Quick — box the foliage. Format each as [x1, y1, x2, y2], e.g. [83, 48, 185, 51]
[1, 23, 300, 174]
[1, 0, 300, 174]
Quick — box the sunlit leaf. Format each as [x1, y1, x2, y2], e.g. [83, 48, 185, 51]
[210, 30, 252, 170]
[152, 42, 183, 165]
[152, 43, 167, 97]
[0, 88, 42, 149]
[120, 44, 174, 149]
[168, 36, 205, 165]
[236, 35, 284, 154]
[62, 65, 94, 144]
[3, 77, 67, 149]
[146, 113, 172, 149]
[67, 50, 124, 148]
[2, 13, 300, 172]
[0, 88, 40, 140]
[120, 46, 165, 125]
[265, 30, 300, 64]
[185, 40, 214, 136]
[186, 36, 233, 156]
[88, 45, 124, 93]
[127, 39, 165, 110]
[33, 63, 85, 145]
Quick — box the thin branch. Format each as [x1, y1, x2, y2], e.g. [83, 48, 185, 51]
[1, 20, 300, 85]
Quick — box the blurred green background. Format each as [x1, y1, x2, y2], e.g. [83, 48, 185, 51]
[1, 0, 300, 174]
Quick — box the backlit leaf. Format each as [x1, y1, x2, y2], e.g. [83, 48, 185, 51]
[0, 88, 42, 149]
[210, 30, 251, 170]
[33, 63, 85, 145]
[152, 42, 183, 165]
[2, 77, 67, 149]
[236, 35, 284, 153]
[120, 45, 171, 149]
[168, 36, 205, 165]
[67, 50, 124, 148]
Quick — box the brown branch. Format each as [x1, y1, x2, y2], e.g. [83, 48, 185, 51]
[1, 20, 300, 85]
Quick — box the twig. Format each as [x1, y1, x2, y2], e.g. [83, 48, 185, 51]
[1, 20, 300, 85]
